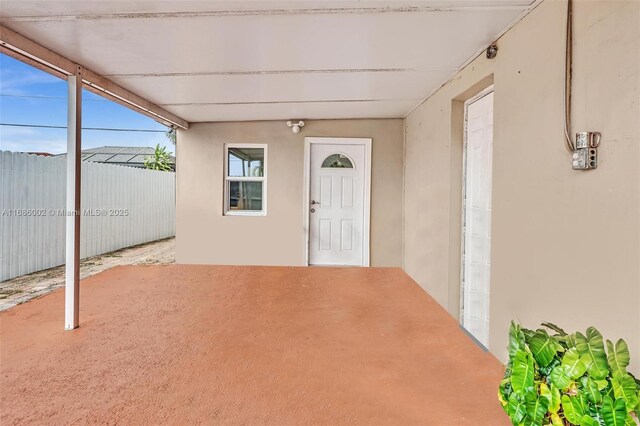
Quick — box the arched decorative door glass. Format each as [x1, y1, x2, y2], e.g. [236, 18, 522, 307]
[321, 153, 354, 169]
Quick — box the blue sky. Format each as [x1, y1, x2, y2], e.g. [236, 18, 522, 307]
[0, 53, 174, 155]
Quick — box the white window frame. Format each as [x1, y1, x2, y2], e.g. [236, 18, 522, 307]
[224, 143, 267, 216]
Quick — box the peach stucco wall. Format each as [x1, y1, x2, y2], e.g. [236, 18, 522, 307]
[403, 0, 640, 372]
[176, 119, 404, 267]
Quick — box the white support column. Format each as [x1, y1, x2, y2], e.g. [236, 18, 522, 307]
[65, 66, 82, 330]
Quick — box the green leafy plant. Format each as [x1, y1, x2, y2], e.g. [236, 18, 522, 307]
[144, 144, 173, 171]
[499, 322, 640, 426]
[165, 128, 176, 144]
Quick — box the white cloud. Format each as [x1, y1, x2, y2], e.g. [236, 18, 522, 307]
[0, 68, 61, 94]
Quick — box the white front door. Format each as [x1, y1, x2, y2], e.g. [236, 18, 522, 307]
[308, 139, 370, 266]
[461, 90, 494, 348]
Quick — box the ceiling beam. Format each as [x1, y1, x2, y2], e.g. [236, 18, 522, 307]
[3, 5, 533, 22]
[106, 67, 457, 79]
[160, 98, 419, 107]
[0, 24, 189, 129]
[0, 44, 68, 80]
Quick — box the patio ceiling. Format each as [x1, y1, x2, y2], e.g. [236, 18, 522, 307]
[0, 1, 536, 123]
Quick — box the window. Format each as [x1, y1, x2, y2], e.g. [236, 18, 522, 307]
[321, 153, 354, 168]
[224, 144, 267, 215]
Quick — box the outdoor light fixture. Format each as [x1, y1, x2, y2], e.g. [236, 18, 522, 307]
[486, 43, 498, 59]
[286, 120, 305, 134]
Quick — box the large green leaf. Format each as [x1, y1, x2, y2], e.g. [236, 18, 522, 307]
[508, 392, 527, 425]
[524, 390, 549, 426]
[607, 339, 630, 380]
[512, 349, 534, 395]
[509, 321, 526, 359]
[588, 407, 606, 426]
[528, 330, 558, 367]
[498, 378, 510, 408]
[562, 347, 588, 379]
[550, 365, 573, 390]
[612, 375, 639, 411]
[602, 396, 627, 426]
[549, 413, 563, 426]
[576, 328, 609, 380]
[540, 382, 561, 413]
[581, 415, 600, 426]
[562, 395, 586, 425]
[577, 394, 589, 417]
[538, 357, 562, 379]
[581, 376, 604, 405]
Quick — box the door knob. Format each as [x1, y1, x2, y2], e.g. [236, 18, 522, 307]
[310, 200, 320, 205]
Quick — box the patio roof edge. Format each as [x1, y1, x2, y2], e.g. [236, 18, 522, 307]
[0, 24, 190, 129]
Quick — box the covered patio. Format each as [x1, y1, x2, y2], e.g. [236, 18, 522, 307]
[1, 0, 639, 424]
[0, 265, 506, 424]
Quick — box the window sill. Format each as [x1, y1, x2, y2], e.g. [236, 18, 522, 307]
[224, 211, 267, 217]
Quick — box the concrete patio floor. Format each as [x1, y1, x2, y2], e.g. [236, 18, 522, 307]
[0, 265, 509, 425]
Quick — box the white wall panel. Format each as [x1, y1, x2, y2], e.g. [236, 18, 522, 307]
[0, 151, 176, 281]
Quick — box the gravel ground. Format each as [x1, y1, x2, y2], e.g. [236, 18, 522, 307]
[0, 237, 175, 311]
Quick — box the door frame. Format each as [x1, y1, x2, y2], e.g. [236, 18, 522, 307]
[459, 85, 494, 340]
[303, 137, 372, 267]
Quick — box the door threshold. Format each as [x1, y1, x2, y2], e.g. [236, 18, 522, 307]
[308, 264, 362, 268]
